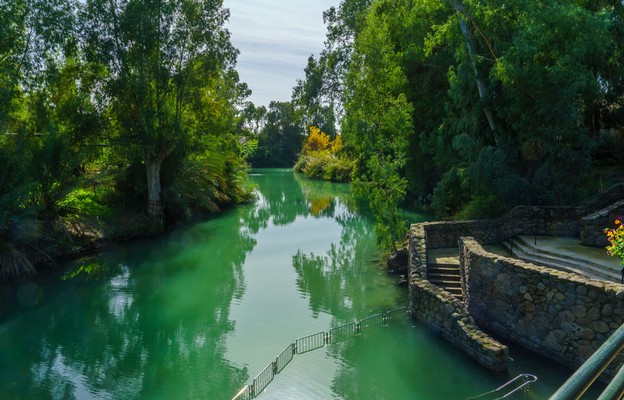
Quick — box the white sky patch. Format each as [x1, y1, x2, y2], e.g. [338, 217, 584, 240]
[224, 0, 339, 107]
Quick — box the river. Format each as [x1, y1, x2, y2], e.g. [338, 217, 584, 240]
[0, 169, 600, 399]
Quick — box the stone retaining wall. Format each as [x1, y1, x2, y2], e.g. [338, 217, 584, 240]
[581, 200, 624, 247]
[583, 183, 624, 215]
[409, 278, 509, 372]
[459, 237, 624, 376]
[422, 206, 582, 250]
[409, 224, 427, 279]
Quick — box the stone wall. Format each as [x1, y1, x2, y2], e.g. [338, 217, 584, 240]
[583, 183, 624, 215]
[459, 237, 624, 376]
[422, 206, 582, 250]
[409, 278, 509, 372]
[580, 200, 624, 247]
[409, 224, 427, 279]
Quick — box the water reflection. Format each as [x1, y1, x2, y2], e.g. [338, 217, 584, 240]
[2, 169, 546, 400]
[0, 193, 262, 399]
[291, 173, 401, 323]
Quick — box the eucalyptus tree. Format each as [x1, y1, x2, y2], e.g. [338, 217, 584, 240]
[82, 0, 238, 224]
[291, 0, 372, 135]
[342, 0, 413, 250]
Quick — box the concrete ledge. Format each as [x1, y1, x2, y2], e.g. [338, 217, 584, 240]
[409, 278, 508, 371]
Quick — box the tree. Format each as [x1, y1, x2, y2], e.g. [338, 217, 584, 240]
[82, 0, 238, 224]
[0, 0, 80, 278]
[342, 0, 413, 250]
[248, 101, 304, 167]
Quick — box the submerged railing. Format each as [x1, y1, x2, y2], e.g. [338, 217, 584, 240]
[231, 307, 409, 400]
[466, 373, 538, 400]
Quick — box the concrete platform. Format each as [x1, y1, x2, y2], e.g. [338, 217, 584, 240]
[515, 235, 622, 282]
[518, 235, 619, 268]
[427, 245, 510, 265]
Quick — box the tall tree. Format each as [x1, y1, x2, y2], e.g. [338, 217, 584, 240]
[343, 0, 413, 250]
[248, 101, 304, 167]
[82, 0, 238, 224]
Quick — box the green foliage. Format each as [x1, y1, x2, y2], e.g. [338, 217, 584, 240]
[0, 0, 253, 279]
[83, 0, 240, 221]
[58, 188, 113, 221]
[318, 0, 624, 233]
[341, 0, 413, 250]
[164, 145, 252, 222]
[295, 126, 354, 182]
[0, 138, 39, 280]
[295, 152, 354, 183]
[248, 101, 304, 167]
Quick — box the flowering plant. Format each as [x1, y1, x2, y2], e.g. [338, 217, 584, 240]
[605, 217, 624, 266]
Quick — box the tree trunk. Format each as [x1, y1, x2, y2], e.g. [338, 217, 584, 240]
[452, 0, 496, 131]
[146, 158, 164, 226]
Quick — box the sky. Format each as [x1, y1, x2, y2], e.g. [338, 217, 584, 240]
[223, 0, 338, 107]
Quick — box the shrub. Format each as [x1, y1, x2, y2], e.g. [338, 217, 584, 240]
[605, 217, 624, 266]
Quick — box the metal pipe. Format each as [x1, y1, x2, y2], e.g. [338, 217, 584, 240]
[549, 323, 624, 400]
[597, 361, 624, 400]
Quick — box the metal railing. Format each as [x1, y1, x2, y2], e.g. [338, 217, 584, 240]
[549, 323, 624, 400]
[232, 307, 409, 400]
[466, 373, 537, 400]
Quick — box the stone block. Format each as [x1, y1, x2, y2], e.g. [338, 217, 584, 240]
[572, 305, 587, 319]
[592, 321, 610, 334]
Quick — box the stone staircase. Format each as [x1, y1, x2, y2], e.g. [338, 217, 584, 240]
[427, 263, 463, 301]
[501, 236, 620, 283]
[426, 249, 463, 301]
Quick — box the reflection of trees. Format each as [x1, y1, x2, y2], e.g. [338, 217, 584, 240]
[292, 168, 402, 321]
[0, 196, 262, 399]
[292, 209, 382, 322]
[251, 169, 309, 226]
[293, 169, 360, 219]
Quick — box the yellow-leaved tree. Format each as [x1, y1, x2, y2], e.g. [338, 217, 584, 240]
[331, 135, 343, 154]
[303, 126, 330, 154]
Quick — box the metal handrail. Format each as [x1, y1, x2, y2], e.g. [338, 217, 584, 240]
[597, 362, 624, 400]
[549, 323, 624, 400]
[466, 373, 537, 400]
[232, 307, 409, 400]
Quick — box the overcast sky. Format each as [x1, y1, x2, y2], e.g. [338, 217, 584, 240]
[223, 0, 338, 107]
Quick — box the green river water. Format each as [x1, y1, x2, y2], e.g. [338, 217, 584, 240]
[0, 169, 602, 399]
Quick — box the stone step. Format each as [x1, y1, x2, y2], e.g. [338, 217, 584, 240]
[426, 258, 464, 300]
[429, 280, 462, 289]
[428, 273, 461, 281]
[428, 263, 460, 270]
[502, 238, 619, 282]
[515, 236, 612, 272]
[513, 239, 614, 281]
[427, 248, 460, 265]
[427, 275, 461, 286]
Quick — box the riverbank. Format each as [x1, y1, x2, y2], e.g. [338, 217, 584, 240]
[12, 200, 251, 283]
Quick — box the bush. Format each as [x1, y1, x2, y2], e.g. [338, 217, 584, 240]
[296, 151, 354, 182]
